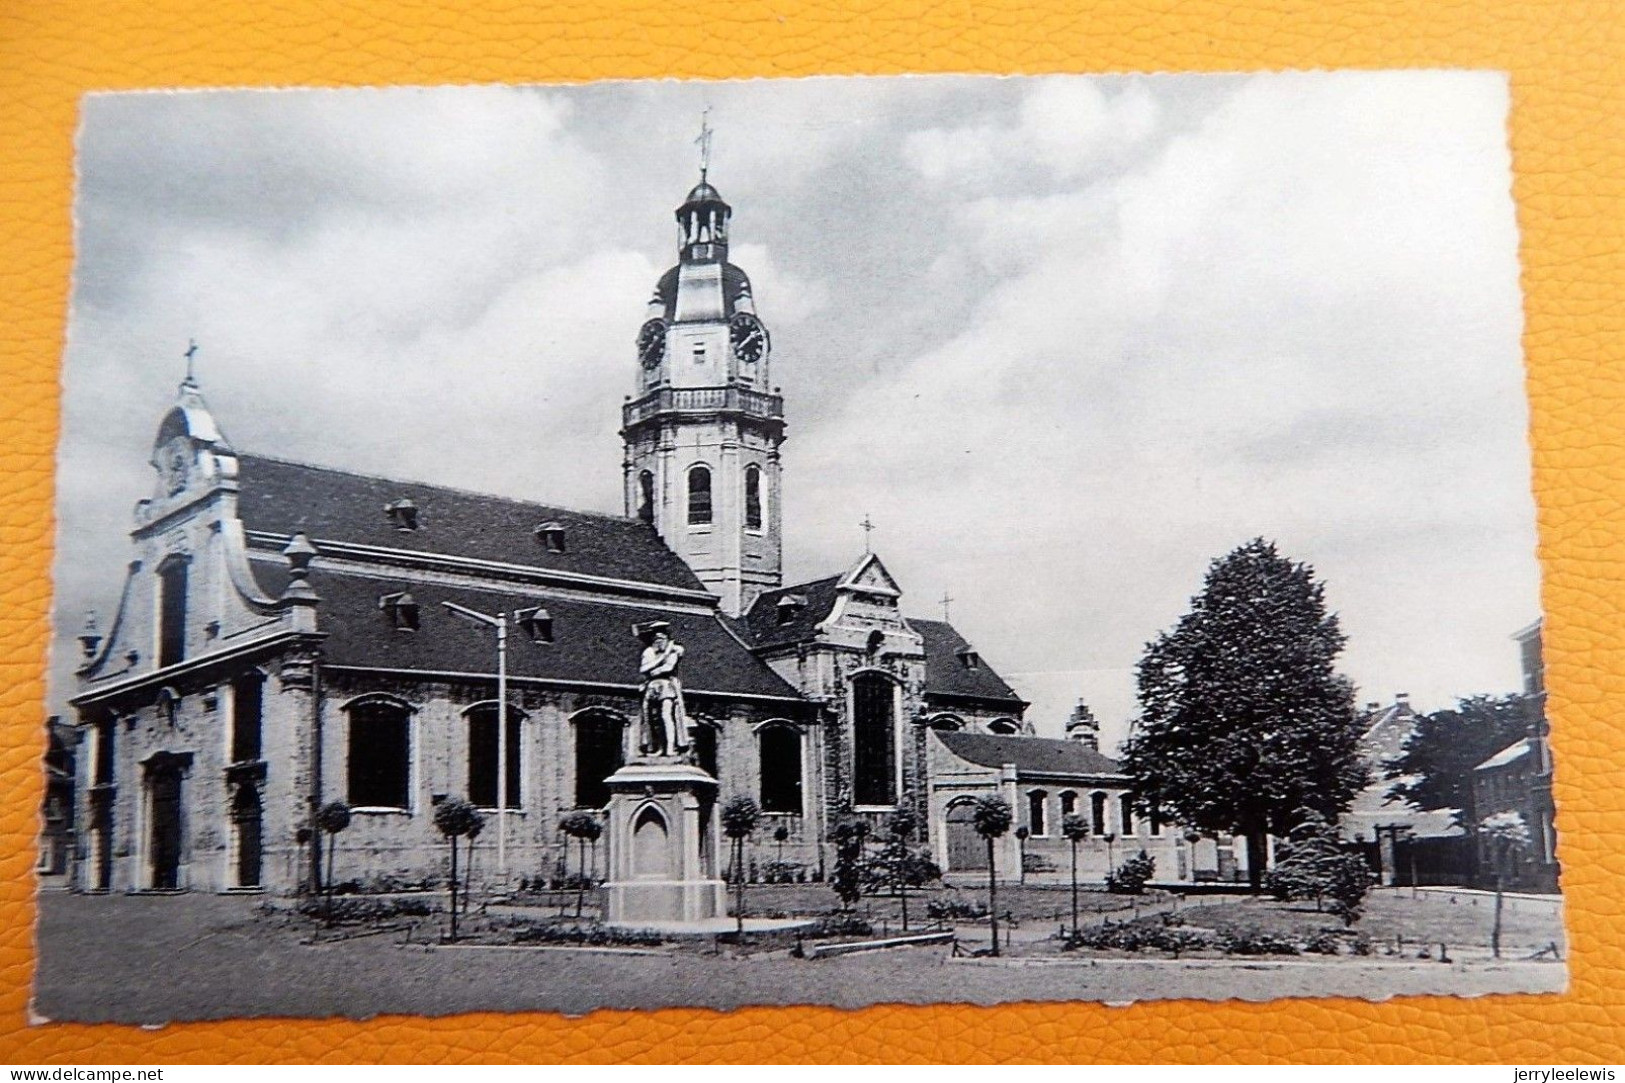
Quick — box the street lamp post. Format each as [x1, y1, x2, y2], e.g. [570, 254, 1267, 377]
[443, 601, 509, 881]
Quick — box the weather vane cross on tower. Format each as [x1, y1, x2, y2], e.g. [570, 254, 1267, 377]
[940, 589, 953, 622]
[695, 107, 714, 182]
[860, 514, 876, 554]
[183, 339, 199, 385]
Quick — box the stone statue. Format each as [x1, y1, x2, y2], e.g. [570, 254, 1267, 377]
[637, 621, 690, 758]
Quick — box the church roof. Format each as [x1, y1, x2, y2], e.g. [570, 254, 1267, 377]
[739, 575, 842, 648]
[683, 181, 725, 205]
[1357, 699, 1420, 768]
[651, 263, 753, 322]
[935, 731, 1123, 779]
[235, 455, 706, 594]
[912, 618, 1026, 706]
[256, 563, 803, 701]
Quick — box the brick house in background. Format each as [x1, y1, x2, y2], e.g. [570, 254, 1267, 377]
[1340, 695, 1466, 886]
[926, 700, 1257, 886]
[1472, 619, 1558, 892]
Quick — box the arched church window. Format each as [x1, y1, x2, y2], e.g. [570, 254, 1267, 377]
[687, 465, 712, 525]
[744, 466, 762, 531]
[347, 699, 412, 810]
[467, 704, 522, 810]
[1090, 791, 1109, 836]
[1028, 790, 1049, 837]
[1060, 791, 1078, 817]
[157, 556, 188, 668]
[928, 714, 962, 732]
[230, 671, 264, 763]
[851, 673, 896, 807]
[758, 724, 802, 814]
[638, 471, 655, 524]
[987, 718, 1020, 735]
[1120, 793, 1137, 836]
[573, 711, 625, 809]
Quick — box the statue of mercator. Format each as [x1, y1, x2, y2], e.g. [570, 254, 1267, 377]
[636, 620, 692, 759]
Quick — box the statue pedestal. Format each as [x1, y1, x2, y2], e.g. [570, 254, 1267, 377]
[599, 760, 726, 926]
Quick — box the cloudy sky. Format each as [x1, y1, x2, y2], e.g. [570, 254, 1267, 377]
[54, 72, 1539, 751]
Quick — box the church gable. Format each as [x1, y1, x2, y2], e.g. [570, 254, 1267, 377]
[839, 553, 901, 597]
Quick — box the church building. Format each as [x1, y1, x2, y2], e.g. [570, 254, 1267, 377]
[68, 169, 1236, 895]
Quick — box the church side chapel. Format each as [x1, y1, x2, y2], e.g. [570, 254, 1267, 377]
[69, 161, 1248, 898]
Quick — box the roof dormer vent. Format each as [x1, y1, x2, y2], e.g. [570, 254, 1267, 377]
[385, 498, 419, 532]
[379, 591, 419, 631]
[956, 647, 980, 670]
[776, 593, 807, 625]
[515, 606, 554, 644]
[534, 521, 566, 553]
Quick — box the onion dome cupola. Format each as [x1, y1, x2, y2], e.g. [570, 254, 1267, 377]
[677, 180, 731, 263]
[149, 359, 240, 504]
[621, 166, 786, 619]
[635, 176, 771, 391]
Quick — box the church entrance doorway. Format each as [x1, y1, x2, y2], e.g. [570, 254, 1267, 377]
[147, 765, 184, 890]
[944, 800, 988, 872]
[232, 785, 263, 889]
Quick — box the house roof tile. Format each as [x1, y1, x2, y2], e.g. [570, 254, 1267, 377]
[935, 731, 1123, 779]
[739, 575, 841, 648]
[235, 455, 705, 592]
[265, 563, 802, 701]
[911, 618, 1025, 706]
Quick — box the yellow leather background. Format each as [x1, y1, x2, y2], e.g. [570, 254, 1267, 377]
[2, 0, 1621, 1064]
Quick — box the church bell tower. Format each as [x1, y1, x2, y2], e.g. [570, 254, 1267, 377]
[621, 169, 785, 616]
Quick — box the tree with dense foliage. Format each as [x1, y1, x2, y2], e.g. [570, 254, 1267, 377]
[433, 797, 484, 941]
[1388, 695, 1529, 828]
[558, 812, 603, 918]
[1265, 809, 1372, 925]
[1061, 812, 1090, 937]
[1265, 809, 1342, 910]
[1480, 811, 1531, 958]
[316, 800, 351, 926]
[973, 797, 1013, 956]
[831, 819, 869, 911]
[1119, 538, 1366, 888]
[721, 796, 761, 936]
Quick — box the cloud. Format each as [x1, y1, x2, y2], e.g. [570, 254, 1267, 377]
[903, 77, 1162, 186]
[799, 71, 1531, 748]
[53, 74, 1538, 755]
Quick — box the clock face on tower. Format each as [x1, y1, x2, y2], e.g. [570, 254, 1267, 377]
[637, 319, 667, 369]
[729, 313, 768, 364]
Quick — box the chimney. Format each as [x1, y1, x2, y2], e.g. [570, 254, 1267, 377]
[1066, 699, 1099, 752]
